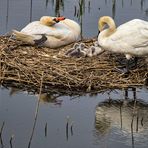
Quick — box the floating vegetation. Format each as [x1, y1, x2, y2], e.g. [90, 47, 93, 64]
[0, 36, 147, 95]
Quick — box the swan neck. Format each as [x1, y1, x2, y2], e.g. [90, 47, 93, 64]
[99, 16, 116, 37]
[106, 21, 116, 36]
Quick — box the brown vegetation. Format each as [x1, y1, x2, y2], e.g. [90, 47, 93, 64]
[0, 36, 147, 94]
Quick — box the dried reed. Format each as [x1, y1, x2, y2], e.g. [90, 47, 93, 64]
[0, 36, 147, 94]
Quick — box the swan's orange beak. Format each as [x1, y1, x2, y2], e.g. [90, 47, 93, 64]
[54, 16, 66, 23]
[57, 16, 66, 21]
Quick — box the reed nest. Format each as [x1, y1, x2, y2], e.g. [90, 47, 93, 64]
[0, 36, 148, 94]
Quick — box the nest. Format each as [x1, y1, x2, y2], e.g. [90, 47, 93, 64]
[0, 36, 147, 94]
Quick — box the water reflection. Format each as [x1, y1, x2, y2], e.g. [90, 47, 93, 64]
[6, 0, 10, 30]
[145, 8, 148, 16]
[47, 0, 64, 16]
[0, 86, 148, 148]
[54, 0, 64, 17]
[95, 88, 148, 147]
[31, 0, 148, 19]
[1, 0, 148, 36]
[140, 0, 145, 10]
[30, 0, 33, 22]
[9, 87, 62, 105]
[39, 93, 62, 105]
[0, 122, 5, 147]
[130, 0, 133, 6]
[1, 0, 148, 148]
[112, 0, 116, 19]
[74, 0, 86, 39]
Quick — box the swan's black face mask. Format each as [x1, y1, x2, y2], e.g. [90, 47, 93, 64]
[98, 24, 108, 35]
[98, 30, 100, 35]
[52, 16, 66, 23]
[53, 18, 59, 23]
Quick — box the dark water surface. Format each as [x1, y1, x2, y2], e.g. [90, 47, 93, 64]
[0, 0, 148, 36]
[0, 87, 148, 148]
[0, 0, 148, 148]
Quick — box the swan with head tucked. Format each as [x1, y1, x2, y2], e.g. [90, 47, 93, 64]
[98, 16, 148, 70]
[12, 16, 81, 48]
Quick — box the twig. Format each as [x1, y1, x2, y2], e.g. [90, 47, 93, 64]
[9, 135, 14, 148]
[28, 71, 44, 148]
[70, 121, 74, 136]
[66, 116, 69, 140]
[0, 122, 5, 147]
[45, 122, 48, 137]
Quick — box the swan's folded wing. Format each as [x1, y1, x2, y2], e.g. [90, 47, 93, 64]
[110, 20, 148, 49]
[21, 21, 71, 40]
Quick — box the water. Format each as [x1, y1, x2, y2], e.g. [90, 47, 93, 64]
[0, 0, 148, 37]
[0, 0, 148, 148]
[0, 87, 148, 148]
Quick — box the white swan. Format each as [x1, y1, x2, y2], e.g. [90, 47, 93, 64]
[12, 16, 81, 48]
[98, 16, 148, 69]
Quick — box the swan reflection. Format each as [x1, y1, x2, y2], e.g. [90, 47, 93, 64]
[95, 88, 148, 147]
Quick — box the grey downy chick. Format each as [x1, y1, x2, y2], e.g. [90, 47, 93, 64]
[65, 43, 87, 57]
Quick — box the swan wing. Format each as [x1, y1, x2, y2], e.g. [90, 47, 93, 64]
[21, 21, 71, 39]
[109, 19, 148, 49]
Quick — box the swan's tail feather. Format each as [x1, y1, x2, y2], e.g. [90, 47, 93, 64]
[12, 30, 35, 44]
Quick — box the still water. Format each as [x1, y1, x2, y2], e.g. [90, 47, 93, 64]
[0, 0, 148, 148]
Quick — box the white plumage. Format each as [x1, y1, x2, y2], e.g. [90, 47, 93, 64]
[98, 16, 148, 59]
[12, 16, 81, 48]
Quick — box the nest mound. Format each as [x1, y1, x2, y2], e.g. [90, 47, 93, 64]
[0, 36, 147, 94]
